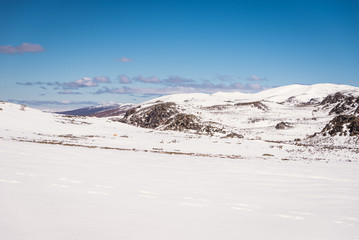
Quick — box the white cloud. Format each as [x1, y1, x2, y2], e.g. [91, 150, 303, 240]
[119, 75, 132, 84]
[63, 76, 111, 89]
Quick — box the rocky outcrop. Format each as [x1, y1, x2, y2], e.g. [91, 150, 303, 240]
[275, 122, 292, 130]
[163, 113, 201, 131]
[320, 92, 359, 115]
[235, 101, 268, 111]
[121, 102, 228, 135]
[321, 115, 359, 136]
[222, 132, 244, 139]
[122, 102, 178, 129]
[321, 92, 346, 105]
[328, 96, 359, 115]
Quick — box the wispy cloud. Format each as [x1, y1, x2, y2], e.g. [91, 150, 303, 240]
[16, 81, 62, 87]
[93, 81, 267, 96]
[7, 99, 98, 106]
[0, 42, 45, 55]
[215, 74, 235, 82]
[58, 90, 82, 95]
[162, 75, 195, 86]
[133, 75, 161, 83]
[247, 75, 267, 81]
[17, 77, 111, 90]
[63, 76, 111, 89]
[118, 56, 132, 62]
[119, 74, 132, 84]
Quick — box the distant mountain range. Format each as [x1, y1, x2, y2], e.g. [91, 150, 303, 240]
[57, 103, 135, 117]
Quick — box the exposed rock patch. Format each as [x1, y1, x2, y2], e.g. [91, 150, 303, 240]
[234, 101, 268, 111]
[222, 132, 244, 139]
[328, 96, 359, 115]
[275, 122, 293, 130]
[122, 102, 178, 129]
[321, 115, 359, 136]
[319, 92, 359, 116]
[321, 92, 346, 105]
[164, 113, 201, 131]
[121, 102, 228, 136]
[202, 104, 231, 110]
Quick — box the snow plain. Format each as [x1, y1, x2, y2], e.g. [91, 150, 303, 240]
[1, 140, 359, 240]
[1, 83, 359, 240]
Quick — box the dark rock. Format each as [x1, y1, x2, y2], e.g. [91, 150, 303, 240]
[164, 113, 201, 131]
[355, 106, 359, 114]
[123, 107, 137, 118]
[321, 115, 359, 136]
[298, 98, 321, 106]
[321, 92, 346, 105]
[122, 102, 178, 129]
[348, 117, 359, 136]
[222, 132, 244, 139]
[202, 104, 230, 110]
[120, 102, 229, 136]
[329, 96, 357, 115]
[275, 122, 292, 129]
[320, 92, 359, 116]
[235, 101, 268, 111]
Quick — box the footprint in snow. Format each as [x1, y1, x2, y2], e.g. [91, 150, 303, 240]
[290, 211, 315, 216]
[335, 217, 358, 226]
[0, 178, 20, 184]
[94, 184, 113, 189]
[138, 190, 159, 199]
[87, 191, 109, 196]
[179, 197, 210, 207]
[51, 183, 69, 188]
[16, 172, 36, 177]
[59, 178, 82, 184]
[278, 214, 305, 220]
[229, 202, 259, 212]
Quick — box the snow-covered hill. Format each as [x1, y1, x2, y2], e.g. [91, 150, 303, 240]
[121, 84, 359, 145]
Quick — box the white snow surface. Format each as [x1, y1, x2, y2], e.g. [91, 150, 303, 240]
[1, 84, 359, 240]
[1, 140, 359, 240]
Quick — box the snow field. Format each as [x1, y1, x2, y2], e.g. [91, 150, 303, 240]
[1, 140, 359, 240]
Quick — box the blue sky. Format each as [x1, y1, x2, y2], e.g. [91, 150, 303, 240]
[1, 0, 358, 110]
